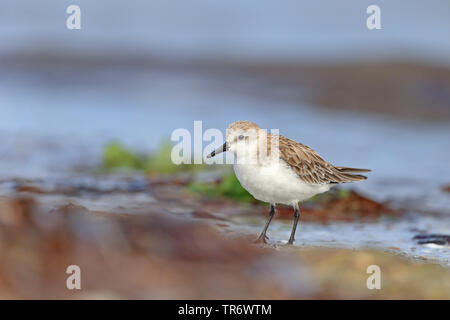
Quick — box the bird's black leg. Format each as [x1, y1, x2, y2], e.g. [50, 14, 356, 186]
[287, 204, 301, 245]
[255, 203, 276, 244]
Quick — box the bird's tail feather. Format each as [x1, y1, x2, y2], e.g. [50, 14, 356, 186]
[335, 166, 371, 173]
[339, 173, 368, 182]
[334, 166, 370, 182]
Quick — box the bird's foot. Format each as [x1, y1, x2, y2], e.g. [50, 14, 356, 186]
[254, 234, 269, 244]
[286, 238, 295, 245]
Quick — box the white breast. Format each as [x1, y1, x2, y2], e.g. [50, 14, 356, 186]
[233, 159, 332, 205]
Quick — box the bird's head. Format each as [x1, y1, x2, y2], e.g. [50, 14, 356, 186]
[207, 121, 261, 159]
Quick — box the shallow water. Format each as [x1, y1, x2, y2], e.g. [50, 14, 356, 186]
[1, 173, 448, 267]
[230, 214, 450, 267]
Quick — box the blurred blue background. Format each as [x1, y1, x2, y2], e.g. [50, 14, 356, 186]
[0, 0, 449, 201]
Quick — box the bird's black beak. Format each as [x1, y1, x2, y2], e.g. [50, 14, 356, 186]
[207, 142, 228, 158]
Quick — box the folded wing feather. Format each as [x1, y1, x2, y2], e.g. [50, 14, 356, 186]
[277, 135, 369, 184]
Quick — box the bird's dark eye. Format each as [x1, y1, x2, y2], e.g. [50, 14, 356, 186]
[238, 135, 245, 140]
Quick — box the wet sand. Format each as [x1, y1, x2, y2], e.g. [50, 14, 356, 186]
[0, 189, 449, 299]
[0, 172, 449, 299]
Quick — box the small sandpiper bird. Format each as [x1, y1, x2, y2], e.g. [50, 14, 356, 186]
[207, 120, 370, 245]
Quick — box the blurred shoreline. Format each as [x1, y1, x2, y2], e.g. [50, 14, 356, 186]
[2, 51, 450, 122]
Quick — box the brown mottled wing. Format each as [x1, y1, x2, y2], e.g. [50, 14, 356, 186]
[278, 136, 367, 184]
